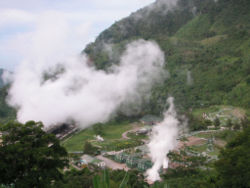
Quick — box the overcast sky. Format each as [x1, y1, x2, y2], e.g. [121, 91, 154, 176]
[0, 0, 155, 70]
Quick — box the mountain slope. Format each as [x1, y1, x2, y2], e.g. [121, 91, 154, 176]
[84, 0, 250, 114]
[0, 69, 16, 123]
[0, 86, 16, 123]
[0, 69, 4, 88]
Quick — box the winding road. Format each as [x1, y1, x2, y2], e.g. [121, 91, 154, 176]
[121, 123, 141, 139]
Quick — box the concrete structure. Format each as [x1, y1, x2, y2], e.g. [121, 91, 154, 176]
[81, 154, 96, 163]
[47, 123, 78, 140]
[77, 154, 106, 169]
[97, 161, 106, 168]
[114, 152, 129, 163]
[126, 155, 139, 168]
[113, 152, 153, 172]
[137, 159, 152, 171]
[95, 135, 104, 142]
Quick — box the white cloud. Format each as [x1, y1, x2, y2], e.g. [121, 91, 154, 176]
[0, 0, 156, 70]
[91, 0, 155, 9]
[0, 9, 35, 28]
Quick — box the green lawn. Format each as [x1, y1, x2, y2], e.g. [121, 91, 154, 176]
[208, 148, 220, 156]
[93, 139, 143, 151]
[127, 132, 147, 140]
[61, 129, 95, 152]
[190, 144, 208, 153]
[61, 121, 133, 152]
[101, 121, 133, 140]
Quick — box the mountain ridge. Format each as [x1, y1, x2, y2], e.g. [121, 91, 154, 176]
[84, 0, 250, 114]
[0, 69, 4, 88]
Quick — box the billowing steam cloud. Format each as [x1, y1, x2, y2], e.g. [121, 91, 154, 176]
[146, 97, 179, 182]
[7, 39, 166, 128]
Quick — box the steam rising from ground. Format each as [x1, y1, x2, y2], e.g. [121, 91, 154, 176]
[7, 39, 166, 128]
[146, 97, 179, 182]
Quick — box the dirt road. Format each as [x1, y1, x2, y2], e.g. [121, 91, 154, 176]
[96, 155, 130, 171]
[122, 123, 141, 139]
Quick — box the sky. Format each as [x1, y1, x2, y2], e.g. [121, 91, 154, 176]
[0, 0, 155, 71]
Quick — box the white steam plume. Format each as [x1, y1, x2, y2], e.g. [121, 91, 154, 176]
[7, 39, 166, 128]
[146, 97, 179, 182]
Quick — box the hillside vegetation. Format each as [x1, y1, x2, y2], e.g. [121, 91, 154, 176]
[0, 86, 16, 123]
[84, 0, 250, 115]
[0, 69, 16, 123]
[0, 69, 4, 88]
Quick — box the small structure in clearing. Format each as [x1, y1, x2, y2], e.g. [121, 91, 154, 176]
[95, 135, 104, 142]
[77, 154, 105, 169]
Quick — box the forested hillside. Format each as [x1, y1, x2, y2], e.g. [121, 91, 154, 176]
[84, 0, 250, 114]
[0, 69, 4, 88]
[0, 86, 16, 123]
[0, 69, 15, 123]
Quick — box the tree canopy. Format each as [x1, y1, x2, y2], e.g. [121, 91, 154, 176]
[215, 126, 250, 187]
[0, 121, 68, 188]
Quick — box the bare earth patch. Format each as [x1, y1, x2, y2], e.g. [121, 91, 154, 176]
[232, 108, 245, 119]
[177, 136, 206, 149]
[214, 139, 226, 147]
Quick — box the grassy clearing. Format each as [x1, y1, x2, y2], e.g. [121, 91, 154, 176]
[190, 144, 208, 153]
[195, 132, 214, 139]
[208, 148, 220, 156]
[101, 121, 133, 140]
[200, 35, 227, 46]
[127, 132, 147, 140]
[61, 129, 95, 152]
[213, 130, 238, 143]
[192, 105, 246, 125]
[61, 121, 133, 152]
[175, 14, 211, 40]
[94, 139, 143, 151]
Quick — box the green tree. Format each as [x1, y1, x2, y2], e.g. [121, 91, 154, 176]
[233, 123, 241, 130]
[83, 141, 97, 155]
[0, 121, 68, 188]
[187, 112, 207, 131]
[93, 123, 104, 136]
[215, 126, 250, 187]
[204, 119, 212, 127]
[53, 168, 96, 188]
[109, 169, 147, 188]
[226, 119, 233, 129]
[214, 117, 220, 129]
[240, 117, 249, 130]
